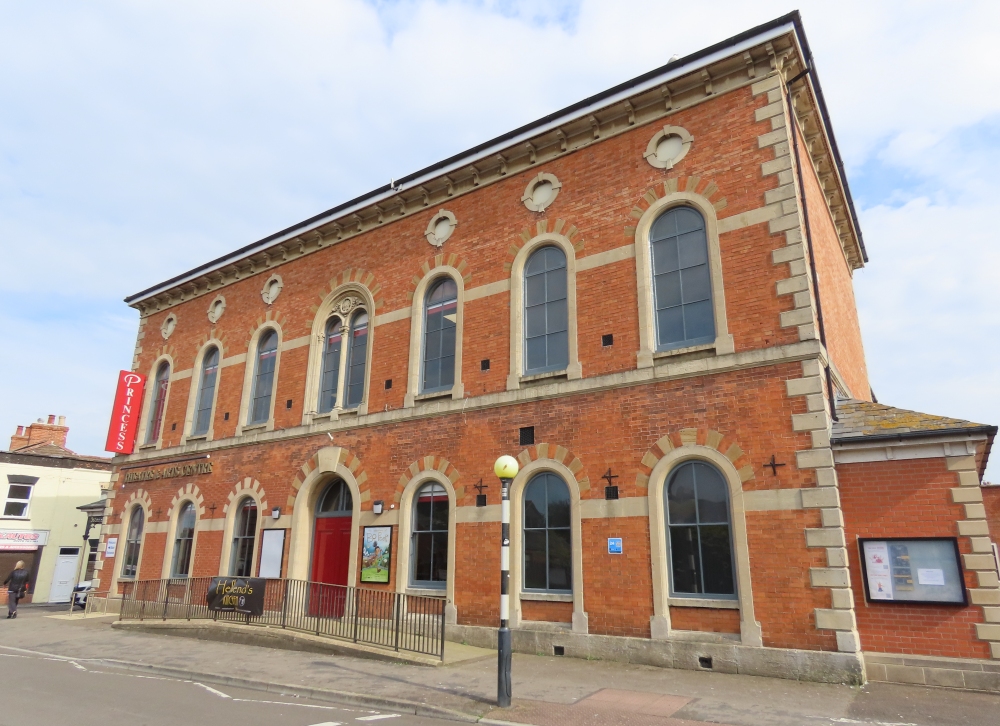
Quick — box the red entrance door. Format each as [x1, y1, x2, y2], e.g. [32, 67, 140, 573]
[310, 516, 351, 617]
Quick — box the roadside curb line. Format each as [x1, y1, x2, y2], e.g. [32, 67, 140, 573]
[0, 644, 484, 723]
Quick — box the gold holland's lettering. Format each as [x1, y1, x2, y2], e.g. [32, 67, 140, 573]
[123, 461, 213, 484]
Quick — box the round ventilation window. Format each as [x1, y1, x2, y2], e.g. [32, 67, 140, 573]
[433, 218, 451, 243]
[531, 181, 554, 208]
[655, 135, 684, 163]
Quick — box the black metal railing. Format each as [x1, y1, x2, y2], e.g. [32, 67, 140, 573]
[118, 577, 446, 659]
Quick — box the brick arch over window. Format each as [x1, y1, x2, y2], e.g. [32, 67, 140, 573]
[117, 489, 153, 524]
[242, 309, 289, 348]
[168, 483, 206, 519]
[151, 343, 179, 362]
[224, 478, 268, 515]
[635, 428, 755, 491]
[393, 456, 464, 505]
[504, 219, 585, 273]
[406, 254, 471, 304]
[516, 443, 591, 494]
[287, 447, 371, 513]
[193, 330, 230, 357]
[624, 176, 728, 239]
[313, 269, 385, 314]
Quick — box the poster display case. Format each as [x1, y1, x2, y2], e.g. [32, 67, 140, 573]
[859, 537, 967, 605]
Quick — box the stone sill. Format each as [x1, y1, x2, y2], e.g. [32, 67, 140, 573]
[521, 592, 572, 602]
[519, 369, 568, 384]
[654, 342, 716, 360]
[406, 588, 446, 599]
[668, 597, 739, 609]
[414, 391, 452, 403]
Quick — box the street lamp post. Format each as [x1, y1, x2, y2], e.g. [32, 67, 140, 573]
[494, 455, 519, 708]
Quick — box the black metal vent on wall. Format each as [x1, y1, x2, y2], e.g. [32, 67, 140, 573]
[519, 426, 535, 446]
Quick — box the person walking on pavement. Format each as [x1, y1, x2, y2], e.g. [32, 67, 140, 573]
[4, 561, 30, 619]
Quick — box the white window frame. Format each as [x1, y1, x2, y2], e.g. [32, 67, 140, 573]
[404, 268, 465, 407]
[633, 192, 734, 368]
[507, 232, 582, 390]
[3, 480, 34, 519]
[236, 324, 283, 435]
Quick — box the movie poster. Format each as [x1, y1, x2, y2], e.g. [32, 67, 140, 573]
[361, 526, 392, 583]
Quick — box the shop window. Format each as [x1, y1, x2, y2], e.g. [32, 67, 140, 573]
[120, 506, 145, 579]
[411, 482, 448, 588]
[651, 207, 715, 350]
[523, 472, 571, 593]
[192, 347, 219, 436]
[249, 330, 278, 424]
[317, 316, 344, 414]
[665, 460, 735, 598]
[230, 497, 258, 577]
[145, 362, 170, 443]
[170, 502, 196, 578]
[3, 482, 33, 518]
[345, 311, 369, 409]
[524, 246, 569, 374]
[422, 278, 458, 393]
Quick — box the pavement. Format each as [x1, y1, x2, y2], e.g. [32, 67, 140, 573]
[2, 604, 999, 726]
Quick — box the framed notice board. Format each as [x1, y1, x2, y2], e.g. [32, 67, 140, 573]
[859, 537, 967, 605]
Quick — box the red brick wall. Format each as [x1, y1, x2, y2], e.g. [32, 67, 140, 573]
[134, 83, 803, 452]
[794, 120, 871, 400]
[521, 600, 573, 623]
[669, 606, 741, 634]
[983, 486, 1000, 543]
[839, 458, 989, 659]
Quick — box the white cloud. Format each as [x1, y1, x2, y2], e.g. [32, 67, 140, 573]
[0, 0, 997, 479]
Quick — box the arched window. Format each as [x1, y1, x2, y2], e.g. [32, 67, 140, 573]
[170, 502, 196, 578]
[317, 479, 353, 517]
[345, 311, 369, 409]
[120, 506, 144, 579]
[650, 207, 715, 350]
[317, 316, 344, 414]
[422, 279, 458, 393]
[524, 246, 568, 374]
[145, 362, 170, 444]
[411, 482, 448, 588]
[230, 497, 258, 577]
[249, 330, 278, 424]
[192, 347, 219, 436]
[665, 460, 735, 598]
[523, 472, 571, 592]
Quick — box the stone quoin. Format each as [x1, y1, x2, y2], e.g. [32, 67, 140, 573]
[95, 12, 999, 689]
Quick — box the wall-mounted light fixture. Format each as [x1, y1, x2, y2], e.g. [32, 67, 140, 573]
[372, 500, 384, 515]
[271, 506, 281, 520]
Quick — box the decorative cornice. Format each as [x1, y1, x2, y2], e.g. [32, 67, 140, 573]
[129, 24, 812, 317]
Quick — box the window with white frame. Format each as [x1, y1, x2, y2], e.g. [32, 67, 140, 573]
[120, 506, 144, 578]
[317, 316, 344, 414]
[422, 278, 458, 393]
[145, 362, 170, 443]
[344, 311, 369, 408]
[524, 246, 569, 374]
[230, 497, 258, 577]
[170, 502, 196, 577]
[665, 460, 735, 598]
[249, 330, 278, 425]
[3, 477, 35, 518]
[411, 482, 448, 588]
[192, 346, 219, 436]
[650, 207, 715, 350]
[523, 472, 571, 593]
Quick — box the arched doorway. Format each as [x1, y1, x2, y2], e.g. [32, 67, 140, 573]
[311, 478, 353, 587]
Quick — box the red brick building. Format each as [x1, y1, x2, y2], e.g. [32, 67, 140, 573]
[96, 13, 999, 686]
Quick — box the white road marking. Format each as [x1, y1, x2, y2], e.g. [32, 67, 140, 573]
[191, 682, 231, 699]
[231, 699, 340, 710]
[828, 719, 918, 726]
[307, 722, 344, 726]
[69, 661, 87, 671]
[356, 716, 400, 722]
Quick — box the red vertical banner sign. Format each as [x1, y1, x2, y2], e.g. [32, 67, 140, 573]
[105, 370, 146, 454]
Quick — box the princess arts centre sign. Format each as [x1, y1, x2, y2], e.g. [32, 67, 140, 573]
[122, 461, 213, 484]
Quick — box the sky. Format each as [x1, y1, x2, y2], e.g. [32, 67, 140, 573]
[1, 1, 998, 479]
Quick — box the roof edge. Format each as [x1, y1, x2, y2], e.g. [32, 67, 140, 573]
[124, 11, 806, 305]
[832, 425, 999, 446]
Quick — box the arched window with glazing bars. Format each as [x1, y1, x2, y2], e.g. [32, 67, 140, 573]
[249, 330, 278, 424]
[192, 347, 219, 436]
[145, 362, 170, 444]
